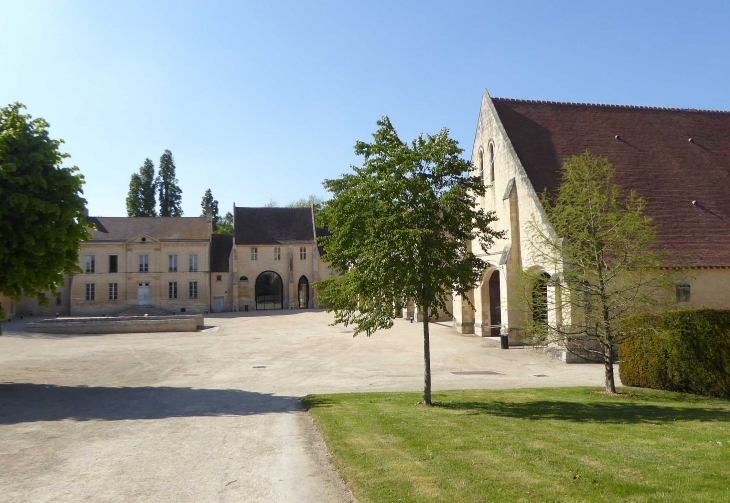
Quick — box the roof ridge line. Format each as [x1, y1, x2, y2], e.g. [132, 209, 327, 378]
[492, 97, 730, 114]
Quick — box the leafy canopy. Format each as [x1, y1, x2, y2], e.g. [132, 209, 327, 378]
[315, 116, 503, 336]
[523, 152, 671, 392]
[0, 102, 92, 321]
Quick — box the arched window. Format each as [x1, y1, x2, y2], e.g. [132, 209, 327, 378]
[478, 149, 484, 176]
[488, 142, 495, 183]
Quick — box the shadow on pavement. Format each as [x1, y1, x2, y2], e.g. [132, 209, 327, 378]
[0, 382, 302, 424]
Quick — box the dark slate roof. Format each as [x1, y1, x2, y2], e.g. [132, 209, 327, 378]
[233, 207, 315, 245]
[87, 217, 209, 241]
[210, 234, 233, 272]
[492, 98, 730, 267]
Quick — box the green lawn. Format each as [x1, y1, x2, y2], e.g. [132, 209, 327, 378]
[302, 388, 730, 503]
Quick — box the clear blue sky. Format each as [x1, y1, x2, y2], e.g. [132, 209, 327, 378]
[2, 1, 729, 217]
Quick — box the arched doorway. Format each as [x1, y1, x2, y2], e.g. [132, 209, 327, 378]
[488, 271, 502, 336]
[255, 271, 283, 310]
[298, 275, 309, 309]
[532, 272, 550, 324]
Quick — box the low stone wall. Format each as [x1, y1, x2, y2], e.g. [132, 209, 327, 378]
[24, 315, 205, 335]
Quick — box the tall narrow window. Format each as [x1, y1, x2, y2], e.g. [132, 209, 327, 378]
[189, 254, 198, 272]
[108, 283, 118, 301]
[85, 255, 95, 273]
[478, 149, 484, 176]
[168, 254, 178, 272]
[85, 283, 95, 301]
[38, 294, 46, 307]
[189, 281, 198, 299]
[676, 283, 691, 303]
[108, 255, 118, 273]
[251, 247, 258, 261]
[488, 142, 495, 183]
[300, 247, 306, 260]
[274, 247, 281, 260]
[139, 255, 149, 272]
[56, 292, 62, 306]
[169, 282, 178, 299]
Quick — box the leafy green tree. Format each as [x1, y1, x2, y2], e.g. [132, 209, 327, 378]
[200, 188, 220, 231]
[217, 212, 234, 234]
[522, 152, 671, 393]
[126, 173, 143, 216]
[315, 117, 503, 405]
[0, 103, 92, 327]
[138, 158, 157, 216]
[263, 198, 279, 207]
[288, 194, 325, 211]
[157, 149, 183, 217]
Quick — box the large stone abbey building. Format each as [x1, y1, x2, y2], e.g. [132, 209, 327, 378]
[453, 90, 730, 358]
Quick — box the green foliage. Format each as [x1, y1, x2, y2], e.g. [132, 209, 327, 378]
[314, 116, 503, 403]
[0, 102, 92, 324]
[263, 198, 278, 207]
[126, 158, 157, 217]
[157, 149, 183, 217]
[200, 188, 220, 231]
[217, 211, 233, 235]
[138, 158, 157, 216]
[523, 152, 670, 392]
[619, 309, 730, 398]
[126, 173, 143, 217]
[288, 194, 325, 211]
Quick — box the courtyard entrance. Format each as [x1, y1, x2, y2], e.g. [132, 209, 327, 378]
[255, 271, 283, 310]
[137, 282, 150, 306]
[298, 275, 309, 309]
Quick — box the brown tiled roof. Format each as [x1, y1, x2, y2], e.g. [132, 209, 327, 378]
[210, 234, 233, 272]
[87, 217, 209, 242]
[492, 98, 730, 267]
[233, 207, 315, 245]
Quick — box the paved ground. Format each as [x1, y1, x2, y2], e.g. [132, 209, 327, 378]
[0, 311, 610, 502]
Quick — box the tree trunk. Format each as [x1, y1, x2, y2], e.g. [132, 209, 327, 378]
[422, 305, 432, 405]
[604, 344, 616, 393]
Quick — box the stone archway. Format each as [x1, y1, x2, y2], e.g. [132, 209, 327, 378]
[479, 270, 502, 336]
[255, 271, 284, 310]
[297, 275, 309, 309]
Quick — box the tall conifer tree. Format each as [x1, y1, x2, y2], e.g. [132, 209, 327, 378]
[200, 188, 220, 231]
[139, 158, 157, 216]
[126, 173, 143, 216]
[157, 149, 183, 217]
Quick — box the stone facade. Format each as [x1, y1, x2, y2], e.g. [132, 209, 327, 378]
[456, 90, 730, 355]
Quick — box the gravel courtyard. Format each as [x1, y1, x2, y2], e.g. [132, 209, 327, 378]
[0, 311, 609, 502]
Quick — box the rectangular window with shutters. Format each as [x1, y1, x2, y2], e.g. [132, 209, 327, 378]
[108, 283, 118, 301]
[189, 254, 198, 272]
[168, 254, 178, 272]
[108, 255, 118, 273]
[85, 255, 95, 273]
[85, 283, 95, 301]
[189, 281, 198, 299]
[169, 282, 178, 299]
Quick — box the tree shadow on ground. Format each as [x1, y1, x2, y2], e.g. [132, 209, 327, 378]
[435, 399, 730, 424]
[0, 383, 302, 425]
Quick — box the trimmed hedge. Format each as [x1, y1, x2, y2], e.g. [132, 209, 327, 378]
[619, 309, 730, 398]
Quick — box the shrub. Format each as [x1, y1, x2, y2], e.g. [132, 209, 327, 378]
[619, 310, 730, 398]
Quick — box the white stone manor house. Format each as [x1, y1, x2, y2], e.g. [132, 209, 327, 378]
[452, 90, 730, 349]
